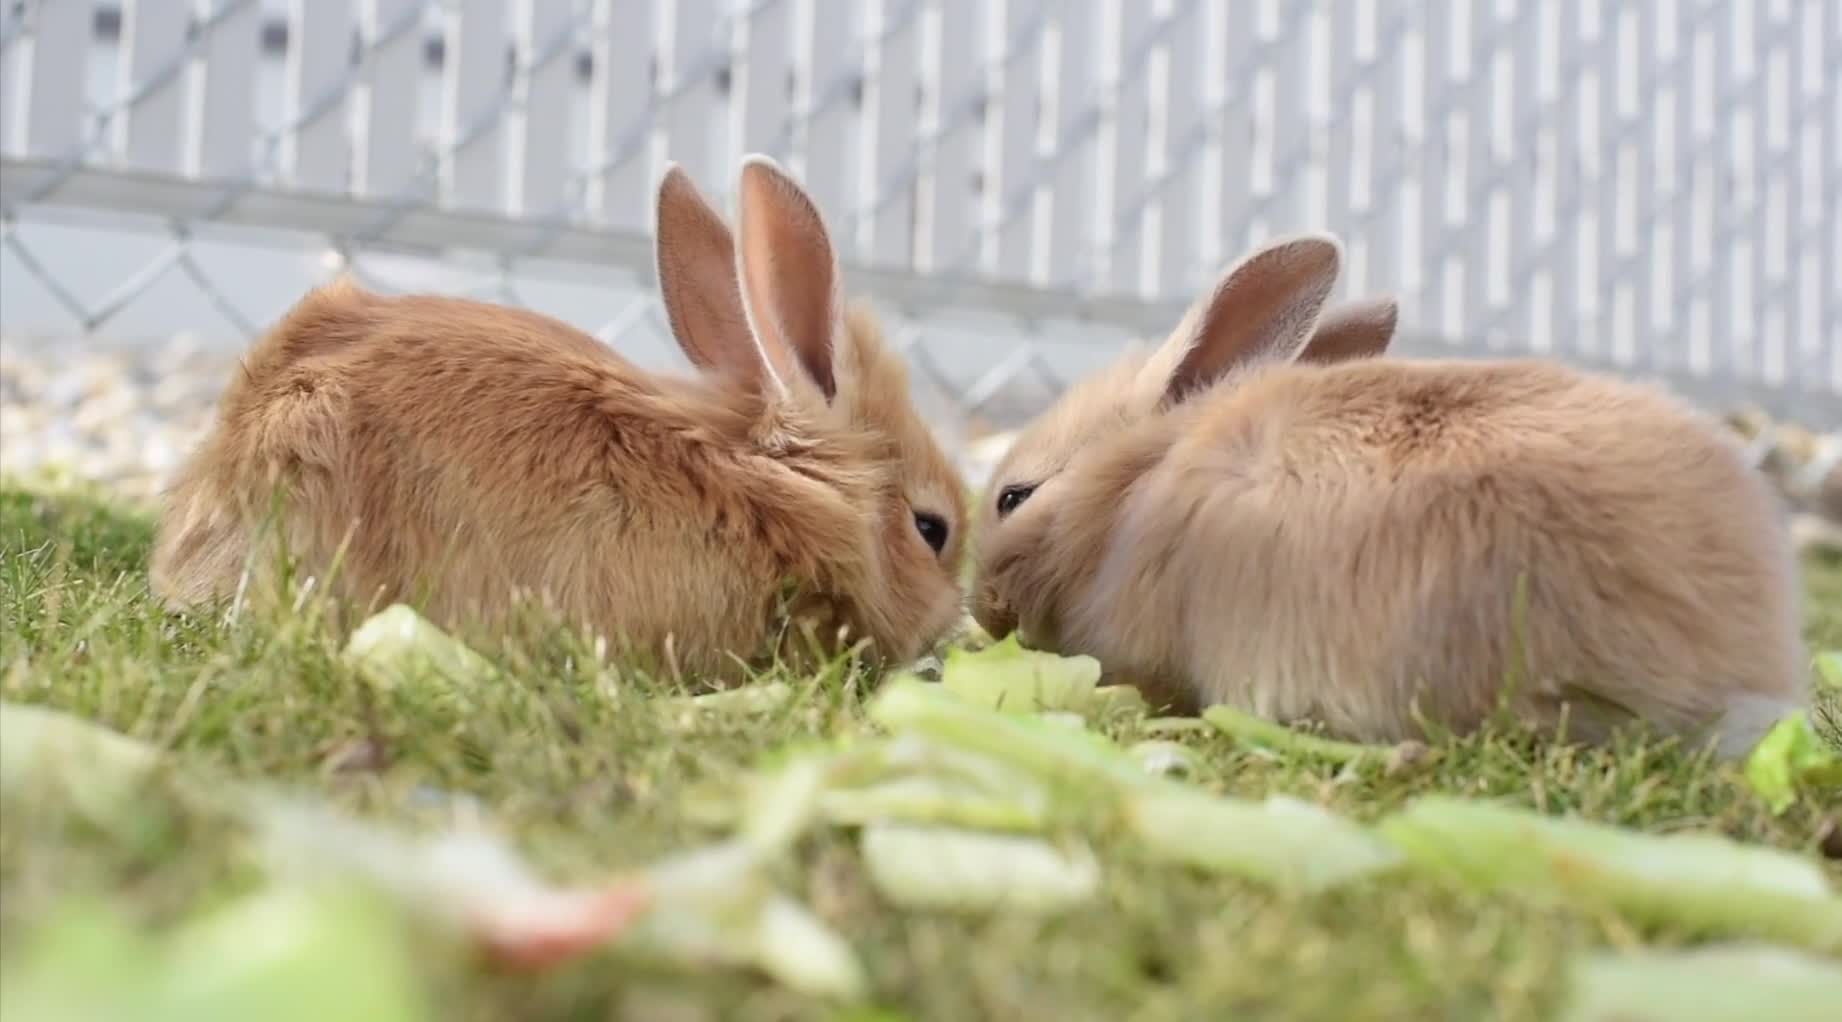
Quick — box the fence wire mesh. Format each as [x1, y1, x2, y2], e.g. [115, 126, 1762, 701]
[2, 0, 1838, 500]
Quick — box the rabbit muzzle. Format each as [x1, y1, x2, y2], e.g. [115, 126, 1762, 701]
[970, 573, 1019, 642]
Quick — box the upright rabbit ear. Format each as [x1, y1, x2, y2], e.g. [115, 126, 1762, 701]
[1154, 235, 1342, 404]
[733, 154, 843, 401]
[654, 164, 756, 381]
[1297, 296, 1398, 365]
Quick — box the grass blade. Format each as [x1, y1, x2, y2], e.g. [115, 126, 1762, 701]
[1202, 704, 1383, 764]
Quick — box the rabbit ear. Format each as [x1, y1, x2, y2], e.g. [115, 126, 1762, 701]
[1156, 235, 1342, 403]
[653, 164, 757, 381]
[733, 154, 844, 401]
[1297, 296, 1398, 365]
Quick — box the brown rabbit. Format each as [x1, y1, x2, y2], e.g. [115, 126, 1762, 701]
[151, 156, 968, 682]
[972, 234, 1806, 756]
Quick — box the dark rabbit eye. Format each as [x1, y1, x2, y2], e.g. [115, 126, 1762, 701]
[914, 512, 949, 554]
[996, 484, 1036, 517]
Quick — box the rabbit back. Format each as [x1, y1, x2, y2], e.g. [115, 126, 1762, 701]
[1088, 356, 1805, 743]
[152, 280, 850, 677]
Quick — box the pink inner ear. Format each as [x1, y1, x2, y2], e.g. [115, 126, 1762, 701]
[1165, 238, 1341, 401]
[655, 169, 756, 384]
[1297, 298, 1398, 365]
[736, 161, 840, 400]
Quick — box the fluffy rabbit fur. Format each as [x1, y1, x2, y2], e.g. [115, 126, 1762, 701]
[972, 235, 1806, 756]
[151, 156, 967, 682]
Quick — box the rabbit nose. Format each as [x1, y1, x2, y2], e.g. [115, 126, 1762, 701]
[970, 585, 1018, 640]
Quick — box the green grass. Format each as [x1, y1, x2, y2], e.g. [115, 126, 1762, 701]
[2, 483, 1838, 1022]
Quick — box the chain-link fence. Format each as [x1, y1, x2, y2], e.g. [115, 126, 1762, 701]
[3, 0, 1838, 496]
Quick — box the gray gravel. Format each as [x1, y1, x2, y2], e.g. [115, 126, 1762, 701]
[0, 334, 1019, 502]
[2, 336, 234, 502]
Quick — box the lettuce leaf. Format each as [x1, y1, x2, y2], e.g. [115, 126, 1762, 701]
[1743, 710, 1842, 814]
[939, 635, 1102, 713]
[0, 701, 163, 823]
[859, 825, 1100, 914]
[344, 604, 495, 696]
[1559, 944, 1842, 1022]
[1379, 796, 1842, 951]
[1126, 791, 1401, 893]
[868, 680, 1179, 797]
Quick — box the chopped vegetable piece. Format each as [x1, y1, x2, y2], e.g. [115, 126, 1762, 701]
[741, 751, 831, 853]
[840, 735, 1050, 797]
[728, 732, 1061, 833]
[859, 825, 1100, 913]
[1559, 944, 1842, 1022]
[1816, 651, 1841, 691]
[160, 885, 429, 1021]
[1744, 710, 1842, 814]
[619, 841, 865, 999]
[0, 902, 159, 1022]
[669, 681, 796, 716]
[750, 895, 868, 1000]
[344, 604, 495, 694]
[1125, 792, 1401, 893]
[613, 843, 772, 967]
[0, 701, 162, 822]
[939, 635, 1101, 712]
[818, 775, 1050, 832]
[467, 885, 653, 973]
[1379, 796, 1842, 951]
[253, 799, 652, 971]
[623, 839, 771, 914]
[1034, 711, 1089, 730]
[868, 681, 1180, 796]
[1092, 685, 1148, 715]
[1202, 704, 1383, 763]
[0, 887, 430, 1022]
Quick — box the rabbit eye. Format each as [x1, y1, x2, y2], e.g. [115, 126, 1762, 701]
[996, 484, 1036, 518]
[913, 511, 949, 555]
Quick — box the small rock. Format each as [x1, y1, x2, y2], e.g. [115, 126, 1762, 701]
[1791, 514, 1842, 557]
[150, 374, 210, 413]
[156, 332, 206, 367]
[143, 433, 184, 477]
[76, 448, 117, 482]
[3, 356, 47, 403]
[0, 401, 42, 436]
[76, 353, 130, 398]
[905, 653, 944, 682]
[72, 386, 140, 437]
[37, 423, 84, 465]
[40, 369, 86, 410]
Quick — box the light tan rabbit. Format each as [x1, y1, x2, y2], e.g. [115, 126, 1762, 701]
[972, 235, 1806, 755]
[151, 156, 967, 683]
